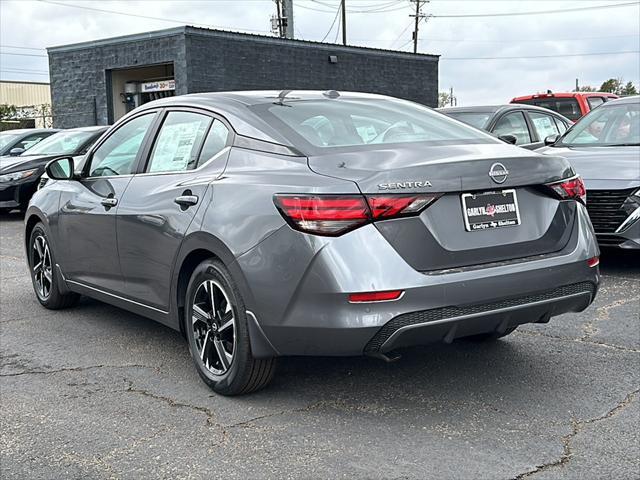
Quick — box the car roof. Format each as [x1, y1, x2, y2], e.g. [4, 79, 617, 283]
[61, 126, 109, 133]
[512, 92, 618, 101]
[439, 104, 568, 117]
[601, 95, 640, 106]
[133, 90, 404, 146]
[0, 128, 58, 135]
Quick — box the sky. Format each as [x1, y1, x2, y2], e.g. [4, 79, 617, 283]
[0, 0, 639, 105]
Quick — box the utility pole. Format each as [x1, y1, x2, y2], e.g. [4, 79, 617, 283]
[271, 0, 294, 39]
[410, 0, 427, 54]
[282, 0, 294, 39]
[341, 0, 347, 45]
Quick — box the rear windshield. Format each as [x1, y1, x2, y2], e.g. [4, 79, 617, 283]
[444, 111, 492, 129]
[516, 98, 582, 121]
[558, 101, 640, 147]
[250, 97, 496, 151]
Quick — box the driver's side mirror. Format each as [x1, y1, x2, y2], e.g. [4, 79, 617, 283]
[45, 156, 75, 180]
[9, 147, 25, 156]
[498, 134, 518, 145]
[544, 134, 560, 146]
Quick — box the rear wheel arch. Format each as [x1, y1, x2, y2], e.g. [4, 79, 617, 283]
[25, 212, 46, 253]
[172, 232, 255, 335]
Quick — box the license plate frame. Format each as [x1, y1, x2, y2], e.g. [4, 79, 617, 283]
[461, 189, 521, 232]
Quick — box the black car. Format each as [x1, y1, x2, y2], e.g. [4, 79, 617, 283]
[538, 96, 640, 249]
[0, 128, 58, 156]
[439, 104, 571, 150]
[0, 126, 108, 213]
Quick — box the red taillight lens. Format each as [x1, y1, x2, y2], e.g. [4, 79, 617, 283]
[546, 176, 587, 204]
[274, 195, 370, 236]
[366, 194, 441, 219]
[349, 290, 404, 303]
[274, 193, 441, 236]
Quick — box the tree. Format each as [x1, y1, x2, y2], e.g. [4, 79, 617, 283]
[600, 78, 623, 94]
[621, 81, 638, 96]
[438, 91, 452, 108]
[0, 104, 18, 121]
[577, 85, 596, 92]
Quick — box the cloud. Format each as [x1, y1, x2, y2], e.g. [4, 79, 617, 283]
[1, 0, 638, 105]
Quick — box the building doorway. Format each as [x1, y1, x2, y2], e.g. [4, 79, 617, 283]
[108, 63, 175, 123]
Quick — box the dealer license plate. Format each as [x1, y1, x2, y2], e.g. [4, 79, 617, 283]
[461, 189, 521, 232]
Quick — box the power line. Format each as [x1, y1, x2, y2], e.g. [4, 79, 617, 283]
[37, 0, 272, 34]
[441, 50, 640, 60]
[431, 1, 639, 18]
[0, 52, 48, 58]
[0, 45, 46, 51]
[320, 3, 342, 42]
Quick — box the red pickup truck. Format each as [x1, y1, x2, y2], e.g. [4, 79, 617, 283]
[511, 92, 618, 122]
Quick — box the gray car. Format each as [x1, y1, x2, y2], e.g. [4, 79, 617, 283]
[537, 96, 640, 249]
[26, 91, 600, 395]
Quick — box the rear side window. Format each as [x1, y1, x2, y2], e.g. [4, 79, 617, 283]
[528, 111, 560, 139]
[198, 120, 230, 167]
[147, 111, 211, 173]
[493, 112, 532, 145]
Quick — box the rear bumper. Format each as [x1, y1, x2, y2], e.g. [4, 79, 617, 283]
[237, 202, 600, 357]
[367, 281, 595, 353]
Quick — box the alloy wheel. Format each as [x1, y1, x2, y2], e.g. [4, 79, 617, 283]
[32, 235, 53, 300]
[191, 279, 236, 375]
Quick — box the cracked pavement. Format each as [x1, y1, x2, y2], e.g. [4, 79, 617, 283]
[1, 212, 639, 479]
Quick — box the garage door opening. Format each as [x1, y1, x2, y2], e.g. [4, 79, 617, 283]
[108, 63, 175, 123]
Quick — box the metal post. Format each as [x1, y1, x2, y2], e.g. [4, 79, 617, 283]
[341, 0, 347, 45]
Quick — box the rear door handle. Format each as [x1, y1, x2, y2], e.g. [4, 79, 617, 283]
[101, 197, 118, 208]
[174, 195, 199, 207]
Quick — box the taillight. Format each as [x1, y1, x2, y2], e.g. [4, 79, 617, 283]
[274, 193, 441, 236]
[546, 176, 587, 204]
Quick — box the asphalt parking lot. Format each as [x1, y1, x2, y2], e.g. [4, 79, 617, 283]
[1, 211, 638, 480]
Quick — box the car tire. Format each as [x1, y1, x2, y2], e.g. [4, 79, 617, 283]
[28, 222, 80, 309]
[464, 326, 518, 342]
[185, 259, 276, 396]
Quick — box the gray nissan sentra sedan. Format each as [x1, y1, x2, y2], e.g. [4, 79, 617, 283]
[26, 91, 600, 395]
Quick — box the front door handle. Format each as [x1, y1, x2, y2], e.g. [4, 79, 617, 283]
[101, 197, 118, 208]
[174, 195, 199, 207]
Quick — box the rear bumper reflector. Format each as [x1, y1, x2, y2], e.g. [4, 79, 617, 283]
[587, 256, 600, 268]
[349, 290, 404, 303]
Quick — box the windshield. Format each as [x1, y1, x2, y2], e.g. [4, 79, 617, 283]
[445, 111, 492, 129]
[251, 97, 496, 151]
[559, 101, 640, 147]
[24, 130, 98, 155]
[0, 133, 19, 149]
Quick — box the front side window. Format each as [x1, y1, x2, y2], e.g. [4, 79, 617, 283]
[250, 98, 494, 151]
[89, 114, 154, 177]
[559, 102, 640, 147]
[528, 112, 559, 140]
[15, 133, 51, 151]
[147, 112, 211, 173]
[493, 112, 531, 145]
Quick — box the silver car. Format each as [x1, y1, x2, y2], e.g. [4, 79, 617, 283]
[27, 91, 600, 395]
